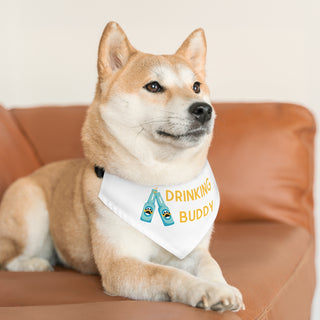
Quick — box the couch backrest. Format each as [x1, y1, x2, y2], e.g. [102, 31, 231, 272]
[1, 103, 315, 233]
[0, 105, 41, 198]
[208, 103, 315, 234]
[11, 106, 87, 164]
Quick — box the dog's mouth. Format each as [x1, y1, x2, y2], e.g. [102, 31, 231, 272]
[156, 127, 207, 140]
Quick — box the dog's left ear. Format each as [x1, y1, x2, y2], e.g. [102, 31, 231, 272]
[98, 21, 137, 81]
[175, 29, 207, 78]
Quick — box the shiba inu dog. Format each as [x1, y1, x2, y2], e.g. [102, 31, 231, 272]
[0, 22, 244, 312]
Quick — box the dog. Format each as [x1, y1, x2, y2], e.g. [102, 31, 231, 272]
[0, 21, 244, 312]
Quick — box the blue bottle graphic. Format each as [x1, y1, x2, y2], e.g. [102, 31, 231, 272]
[156, 192, 174, 226]
[140, 189, 157, 223]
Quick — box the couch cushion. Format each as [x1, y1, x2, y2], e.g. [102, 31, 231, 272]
[0, 222, 315, 320]
[210, 103, 315, 234]
[0, 106, 40, 200]
[11, 106, 87, 164]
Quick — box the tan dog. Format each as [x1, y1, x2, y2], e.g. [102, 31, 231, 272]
[0, 22, 244, 312]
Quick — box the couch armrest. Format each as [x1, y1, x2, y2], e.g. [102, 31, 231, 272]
[209, 103, 316, 234]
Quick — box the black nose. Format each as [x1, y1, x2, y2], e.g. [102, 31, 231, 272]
[188, 102, 213, 124]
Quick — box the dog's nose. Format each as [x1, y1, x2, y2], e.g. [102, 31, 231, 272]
[188, 102, 213, 124]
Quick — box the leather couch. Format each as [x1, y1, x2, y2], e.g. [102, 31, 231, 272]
[0, 102, 316, 320]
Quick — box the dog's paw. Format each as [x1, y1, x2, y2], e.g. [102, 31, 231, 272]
[187, 281, 245, 312]
[6, 257, 54, 272]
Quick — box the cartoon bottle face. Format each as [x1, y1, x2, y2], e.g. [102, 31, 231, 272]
[156, 192, 174, 226]
[140, 189, 157, 223]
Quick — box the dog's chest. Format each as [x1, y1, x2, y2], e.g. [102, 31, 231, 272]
[95, 202, 169, 261]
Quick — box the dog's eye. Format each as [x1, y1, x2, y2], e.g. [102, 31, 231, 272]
[144, 81, 163, 93]
[192, 82, 201, 94]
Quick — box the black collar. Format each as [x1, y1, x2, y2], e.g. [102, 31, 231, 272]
[94, 165, 105, 178]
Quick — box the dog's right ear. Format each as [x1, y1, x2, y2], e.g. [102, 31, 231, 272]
[97, 22, 136, 81]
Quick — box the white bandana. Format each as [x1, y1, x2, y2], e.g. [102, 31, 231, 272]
[98, 161, 220, 259]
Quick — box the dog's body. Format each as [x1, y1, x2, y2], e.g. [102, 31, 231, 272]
[0, 22, 244, 312]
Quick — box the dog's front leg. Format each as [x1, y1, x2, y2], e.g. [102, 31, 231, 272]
[189, 247, 245, 311]
[192, 248, 227, 283]
[91, 228, 243, 311]
[166, 239, 245, 312]
[167, 231, 228, 284]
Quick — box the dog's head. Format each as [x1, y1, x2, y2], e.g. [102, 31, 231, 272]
[83, 22, 215, 172]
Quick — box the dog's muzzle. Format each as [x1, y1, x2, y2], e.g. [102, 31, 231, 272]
[188, 102, 213, 124]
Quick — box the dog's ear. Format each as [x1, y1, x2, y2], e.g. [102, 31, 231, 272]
[97, 22, 136, 80]
[175, 28, 207, 78]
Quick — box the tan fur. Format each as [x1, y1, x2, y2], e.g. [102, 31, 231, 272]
[0, 22, 244, 311]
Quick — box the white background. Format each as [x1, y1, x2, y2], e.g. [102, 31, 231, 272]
[0, 0, 319, 318]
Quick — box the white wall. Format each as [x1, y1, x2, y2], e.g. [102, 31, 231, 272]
[0, 0, 319, 318]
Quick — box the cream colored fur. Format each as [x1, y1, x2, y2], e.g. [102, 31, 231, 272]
[0, 22, 244, 312]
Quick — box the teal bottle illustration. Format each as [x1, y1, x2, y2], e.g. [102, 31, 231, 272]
[156, 192, 174, 226]
[140, 189, 157, 223]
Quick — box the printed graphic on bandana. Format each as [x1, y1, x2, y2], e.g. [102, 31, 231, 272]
[141, 189, 174, 226]
[140, 189, 157, 223]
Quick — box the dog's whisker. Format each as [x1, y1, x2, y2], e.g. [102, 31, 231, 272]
[133, 127, 145, 148]
[142, 120, 168, 125]
[168, 116, 189, 122]
[126, 120, 166, 129]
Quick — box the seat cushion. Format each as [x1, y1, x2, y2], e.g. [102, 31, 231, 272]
[0, 222, 315, 320]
